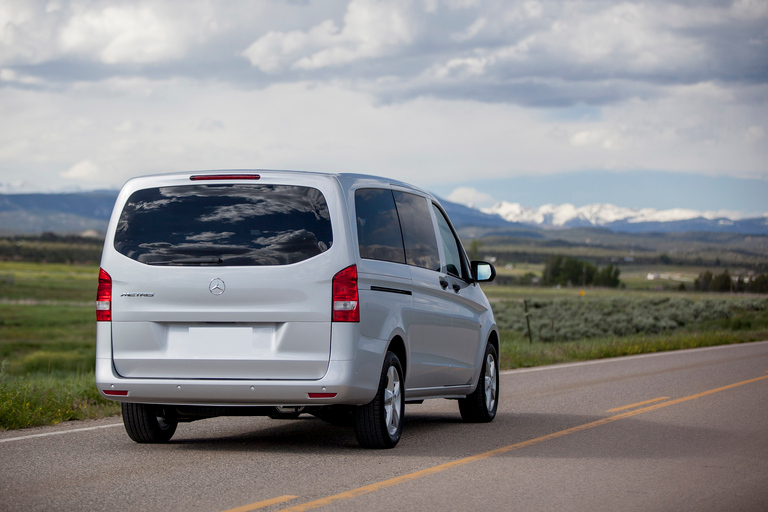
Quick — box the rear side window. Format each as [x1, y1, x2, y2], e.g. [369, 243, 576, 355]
[355, 189, 406, 264]
[355, 188, 440, 271]
[393, 191, 440, 271]
[114, 184, 332, 266]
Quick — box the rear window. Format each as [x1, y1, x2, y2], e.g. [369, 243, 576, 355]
[114, 184, 333, 266]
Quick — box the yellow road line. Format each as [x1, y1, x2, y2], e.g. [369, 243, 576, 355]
[222, 495, 299, 512]
[269, 373, 768, 512]
[607, 396, 669, 412]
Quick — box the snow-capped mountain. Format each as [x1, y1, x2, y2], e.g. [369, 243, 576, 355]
[482, 201, 766, 229]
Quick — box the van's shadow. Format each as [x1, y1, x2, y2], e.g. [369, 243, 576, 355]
[149, 410, 730, 461]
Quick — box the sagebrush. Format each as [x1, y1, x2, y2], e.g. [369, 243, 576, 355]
[492, 296, 768, 342]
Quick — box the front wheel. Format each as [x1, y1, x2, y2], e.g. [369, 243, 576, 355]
[354, 351, 405, 449]
[122, 403, 178, 443]
[459, 343, 499, 423]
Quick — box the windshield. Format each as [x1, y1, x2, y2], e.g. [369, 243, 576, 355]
[114, 184, 333, 266]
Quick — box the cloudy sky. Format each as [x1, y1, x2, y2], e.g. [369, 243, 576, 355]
[1, 0, 766, 214]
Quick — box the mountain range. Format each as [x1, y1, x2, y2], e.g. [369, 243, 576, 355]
[478, 202, 768, 234]
[1, 191, 767, 236]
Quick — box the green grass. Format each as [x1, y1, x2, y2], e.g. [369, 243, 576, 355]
[482, 284, 681, 301]
[0, 365, 120, 430]
[0, 304, 95, 374]
[0, 262, 112, 430]
[0, 261, 98, 302]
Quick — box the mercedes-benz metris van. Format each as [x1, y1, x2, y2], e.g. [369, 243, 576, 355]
[96, 170, 499, 448]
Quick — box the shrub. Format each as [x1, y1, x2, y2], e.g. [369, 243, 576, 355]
[492, 296, 768, 343]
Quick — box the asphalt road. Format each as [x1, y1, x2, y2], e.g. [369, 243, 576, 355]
[2, 341, 767, 512]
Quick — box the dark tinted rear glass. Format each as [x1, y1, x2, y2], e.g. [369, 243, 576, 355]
[114, 184, 332, 266]
[355, 189, 406, 264]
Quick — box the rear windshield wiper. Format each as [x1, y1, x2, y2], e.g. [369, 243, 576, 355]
[147, 257, 223, 265]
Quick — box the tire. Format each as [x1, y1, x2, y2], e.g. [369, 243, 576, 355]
[122, 403, 178, 443]
[354, 351, 405, 449]
[459, 343, 499, 423]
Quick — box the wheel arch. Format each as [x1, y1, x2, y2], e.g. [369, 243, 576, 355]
[487, 328, 500, 357]
[386, 335, 407, 379]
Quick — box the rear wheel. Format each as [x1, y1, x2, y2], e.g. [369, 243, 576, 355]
[354, 351, 405, 449]
[459, 343, 499, 423]
[122, 403, 178, 443]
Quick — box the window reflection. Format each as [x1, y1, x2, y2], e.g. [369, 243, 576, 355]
[115, 185, 333, 266]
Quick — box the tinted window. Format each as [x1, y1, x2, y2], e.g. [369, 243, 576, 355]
[393, 191, 440, 271]
[114, 184, 332, 266]
[355, 189, 406, 264]
[432, 204, 466, 279]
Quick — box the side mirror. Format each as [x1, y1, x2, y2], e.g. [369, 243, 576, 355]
[471, 261, 496, 283]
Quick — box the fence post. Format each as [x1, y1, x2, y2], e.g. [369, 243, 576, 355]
[523, 299, 533, 344]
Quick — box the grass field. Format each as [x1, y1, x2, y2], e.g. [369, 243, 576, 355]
[1, 260, 766, 430]
[0, 262, 121, 429]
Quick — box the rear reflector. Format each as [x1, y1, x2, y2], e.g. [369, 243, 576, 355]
[308, 393, 337, 399]
[190, 174, 260, 181]
[103, 390, 128, 396]
[332, 265, 359, 322]
[96, 268, 112, 322]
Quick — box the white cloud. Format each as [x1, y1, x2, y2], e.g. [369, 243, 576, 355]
[60, 159, 100, 181]
[60, 5, 187, 64]
[745, 126, 765, 143]
[1, 76, 766, 195]
[732, 0, 768, 19]
[0, 0, 765, 207]
[0, 68, 44, 85]
[0, 1, 62, 65]
[451, 17, 486, 42]
[446, 187, 497, 208]
[0, 1, 223, 67]
[429, 2, 711, 82]
[243, 0, 412, 72]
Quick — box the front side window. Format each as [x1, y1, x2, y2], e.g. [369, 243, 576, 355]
[114, 184, 332, 266]
[393, 191, 440, 271]
[432, 204, 467, 279]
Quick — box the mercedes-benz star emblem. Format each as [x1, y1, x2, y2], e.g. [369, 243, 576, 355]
[209, 278, 226, 295]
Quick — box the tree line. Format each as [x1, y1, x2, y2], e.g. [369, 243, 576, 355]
[0, 235, 103, 264]
[694, 269, 768, 294]
[542, 255, 622, 288]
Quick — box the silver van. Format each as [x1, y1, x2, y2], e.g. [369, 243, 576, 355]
[96, 170, 499, 448]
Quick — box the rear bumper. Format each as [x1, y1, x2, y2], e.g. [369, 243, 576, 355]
[95, 357, 378, 406]
[95, 322, 383, 407]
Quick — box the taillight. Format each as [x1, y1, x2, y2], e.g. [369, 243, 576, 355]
[332, 265, 359, 322]
[96, 268, 112, 322]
